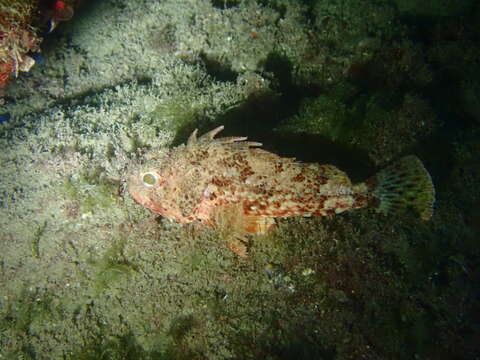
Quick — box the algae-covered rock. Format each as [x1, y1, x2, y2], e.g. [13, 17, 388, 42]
[389, 0, 473, 17]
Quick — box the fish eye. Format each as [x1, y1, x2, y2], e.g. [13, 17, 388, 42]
[142, 172, 159, 187]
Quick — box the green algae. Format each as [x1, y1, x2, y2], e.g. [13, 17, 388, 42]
[167, 314, 198, 344]
[275, 94, 353, 142]
[150, 96, 203, 135]
[387, 0, 473, 17]
[0, 287, 64, 358]
[88, 236, 138, 296]
[62, 166, 120, 215]
[30, 220, 46, 259]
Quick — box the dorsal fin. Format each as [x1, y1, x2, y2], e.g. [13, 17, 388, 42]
[186, 129, 198, 148]
[199, 125, 224, 142]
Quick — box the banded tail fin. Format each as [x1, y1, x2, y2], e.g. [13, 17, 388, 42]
[371, 156, 435, 220]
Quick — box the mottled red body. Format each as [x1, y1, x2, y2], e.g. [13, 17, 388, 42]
[129, 126, 373, 236]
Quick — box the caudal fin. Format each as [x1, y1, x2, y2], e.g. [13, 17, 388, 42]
[370, 156, 435, 220]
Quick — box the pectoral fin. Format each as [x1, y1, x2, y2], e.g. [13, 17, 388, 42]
[210, 203, 275, 256]
[243, 215, 275, 234]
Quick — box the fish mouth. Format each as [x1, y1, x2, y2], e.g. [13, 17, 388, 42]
[127, 185, 143, 202]
[128, 188, 142, 204]
[127, 176, 145, 204]
[127, 179, 165, 216]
